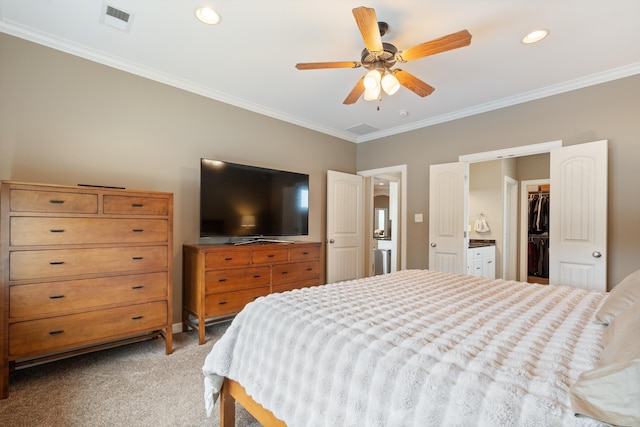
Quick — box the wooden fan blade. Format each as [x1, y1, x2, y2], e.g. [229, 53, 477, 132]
[352, 7, 383, 52]
[343, 77, 365, 105]
[296, 62, 361, 70]
[397, 29, 472, 62]
[394, 69, 435, 97]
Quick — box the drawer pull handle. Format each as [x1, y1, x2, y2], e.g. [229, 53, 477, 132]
[132, 203, 144, 208]
[253, 275, 261, 278]
[49, 261, 65, 265]
[306, 267, 313, 271]
[132, 256, 144, 260]
[49, 330, 64, 335]
[49, 200, 65, 204]
[132, 229, 144, 233]
[302, 251, 309, 255]
[132, 285, 144, 290]
[49, 295, 65, 299]
[224, 257, 233, 261]
[281, 271, 288, 275]
[131, 316, 144, 320]
[218, 301, 227, 305]
[218, 279, 227, 282]
[50, 229, 65, 233]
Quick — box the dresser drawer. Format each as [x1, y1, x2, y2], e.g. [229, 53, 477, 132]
[205, 266, 270, 293]
[10, 189, 98, 214]
[9, 301, 168, 358]
[10, 217, 168, 246]
[10, 246, 168, 281]
[205, 251, 250, 268]
[252, 248, 289, 264]
[272, 260, 320, 285]
[103, 195, 169, 215]
[9, 272, 167, 319]
[205, 287, 269, 318]
[272, 278, 319, 294]
[290, 245, 320, 261]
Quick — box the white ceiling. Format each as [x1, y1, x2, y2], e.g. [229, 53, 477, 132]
[2, 1, 640, 143]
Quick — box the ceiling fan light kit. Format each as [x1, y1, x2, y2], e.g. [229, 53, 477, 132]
[295, 6, 472, 105]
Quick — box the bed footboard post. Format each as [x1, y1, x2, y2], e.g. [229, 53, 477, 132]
[220, 378, 236, 427]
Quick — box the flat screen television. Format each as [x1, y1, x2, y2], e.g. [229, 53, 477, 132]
[200, 159, 309, 241]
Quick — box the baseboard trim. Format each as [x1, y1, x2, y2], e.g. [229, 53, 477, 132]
[172, 322, 184, 334]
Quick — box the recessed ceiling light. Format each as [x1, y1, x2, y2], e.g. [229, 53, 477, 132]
[196, 7, 220, 25]
[522, 29, 549, 44]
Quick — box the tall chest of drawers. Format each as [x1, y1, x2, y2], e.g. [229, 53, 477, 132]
[0, 181, 173, 399]
[183, 242, 321, 344]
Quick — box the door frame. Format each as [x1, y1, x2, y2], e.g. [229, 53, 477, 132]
[503, 176, 518, 280]
[358, 164, 407, 272]
[453, 140, 562, 279]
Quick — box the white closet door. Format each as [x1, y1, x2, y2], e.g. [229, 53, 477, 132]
[429, 162, 467, 274]
[550, 140, 608, 291]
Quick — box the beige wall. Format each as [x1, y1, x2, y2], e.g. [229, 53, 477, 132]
[357, 74, 640, 289]
[2, 32, 639, 304]
[0, 34, 356, 322]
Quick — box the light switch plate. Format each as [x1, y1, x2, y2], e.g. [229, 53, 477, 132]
[415, 213, 423, 223]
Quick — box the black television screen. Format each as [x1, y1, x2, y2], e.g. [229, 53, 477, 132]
[200, 159, 309, 239]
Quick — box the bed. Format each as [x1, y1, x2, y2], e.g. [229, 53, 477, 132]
[202, 269, 640, 426]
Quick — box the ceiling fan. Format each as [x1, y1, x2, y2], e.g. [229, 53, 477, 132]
[295, 6, 472, 105]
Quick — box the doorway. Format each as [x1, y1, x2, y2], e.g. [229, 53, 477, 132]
[358, 165, 407, 277]
[431, 139, 607, 290]
[461, 142, 559, 280]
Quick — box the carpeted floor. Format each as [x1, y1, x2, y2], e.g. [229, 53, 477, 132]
[0, 321, 260, 427]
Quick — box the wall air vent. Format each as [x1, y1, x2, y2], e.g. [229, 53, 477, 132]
[100, 2, 134, 32]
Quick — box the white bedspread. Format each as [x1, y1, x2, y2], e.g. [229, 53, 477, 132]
[203, 270, 608, 426]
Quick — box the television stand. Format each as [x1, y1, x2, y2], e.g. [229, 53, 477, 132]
[182, 242, 321, 344]
[233, 238, 294, 246]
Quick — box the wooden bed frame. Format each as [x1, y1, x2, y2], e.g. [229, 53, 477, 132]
[220, 378, 285, 427]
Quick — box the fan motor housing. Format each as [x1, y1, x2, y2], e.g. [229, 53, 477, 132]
[361, 42, 397, 70]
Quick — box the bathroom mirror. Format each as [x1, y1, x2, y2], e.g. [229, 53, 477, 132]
[374, 207, 390, 238]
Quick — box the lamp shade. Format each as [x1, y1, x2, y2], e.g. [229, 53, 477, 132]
[381, 73, 400, 95]
[363, 70, 381, 90]
[363, 85, 381, 101]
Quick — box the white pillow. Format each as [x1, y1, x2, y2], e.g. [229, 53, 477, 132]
[595, 269, 640, 325]
[570, 300, 640, 426]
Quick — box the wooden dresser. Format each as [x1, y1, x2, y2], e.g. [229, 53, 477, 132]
[183, 242, 321, 344]
[0, 181, 173, 399]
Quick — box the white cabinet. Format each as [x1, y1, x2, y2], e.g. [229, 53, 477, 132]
[467, 246, 495, 279]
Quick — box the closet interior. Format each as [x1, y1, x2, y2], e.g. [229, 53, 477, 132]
[526, 184, 550, 284]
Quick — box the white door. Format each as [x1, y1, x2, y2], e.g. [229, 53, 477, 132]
[326, 170, 364, 283]
[429, 162, 467, 274]
[550, 140, 608, 291]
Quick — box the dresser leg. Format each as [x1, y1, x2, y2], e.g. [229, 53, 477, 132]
[199, 315, 206, 345]
[0, 368, 7, 399]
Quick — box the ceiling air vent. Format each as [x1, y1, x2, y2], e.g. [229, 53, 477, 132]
[100, 3, 134, 32]
[346, 124, 379, 135]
